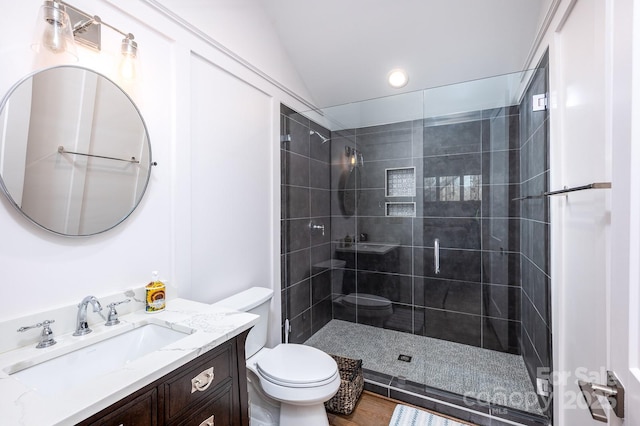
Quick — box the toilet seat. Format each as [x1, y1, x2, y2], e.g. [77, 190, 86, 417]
[256, 344, 339, 388]
[248, 344, 341, 408]
[342, 293, 392, 311]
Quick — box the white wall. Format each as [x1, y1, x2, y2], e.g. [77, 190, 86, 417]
[189, 54, 272, 303]
[0, 0, 313, 347]
[153, 0, 313, 105]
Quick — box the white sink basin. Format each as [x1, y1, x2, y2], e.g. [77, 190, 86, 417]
[335, 242, 399, 255]
[8, 324, 190, 395]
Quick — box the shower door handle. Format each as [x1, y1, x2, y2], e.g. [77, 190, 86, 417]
[578, 371, 624, 422]
[434, 238, 440, 274]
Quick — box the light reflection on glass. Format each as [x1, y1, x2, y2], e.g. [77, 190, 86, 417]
[423, 174, 482, 202]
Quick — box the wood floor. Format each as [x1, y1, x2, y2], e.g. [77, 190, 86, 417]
[327, 391, 477, 426]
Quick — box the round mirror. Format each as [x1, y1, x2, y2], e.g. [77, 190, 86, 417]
[0, 66, 153, 236]
[339, 167, 361, 217]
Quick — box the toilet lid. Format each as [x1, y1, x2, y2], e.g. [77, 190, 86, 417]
[342, 293, 392, 310]
[256, 344, 338, 387]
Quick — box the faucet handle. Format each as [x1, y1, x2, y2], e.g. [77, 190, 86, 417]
[17, 320, 57, 349]
[309, 221, 326, 236]
[105, 299, 131, 326]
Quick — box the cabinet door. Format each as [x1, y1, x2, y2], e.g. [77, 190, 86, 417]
[169, 384, 235, 426]
[88, 388, 157, 426]
[163, 342, 233, 423]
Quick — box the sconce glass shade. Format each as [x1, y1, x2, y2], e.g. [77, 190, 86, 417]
[32, 1, 78, 61]
[118, 36, 138, 82]
[349, 152, 357, 170]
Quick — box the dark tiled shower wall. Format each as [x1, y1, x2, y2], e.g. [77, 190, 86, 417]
[330, 109, 522, 353]
[519, 53, 552, 412]
[280, 105, 333, 343]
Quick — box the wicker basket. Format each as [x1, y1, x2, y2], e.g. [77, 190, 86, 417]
[324, 354, 364, 415]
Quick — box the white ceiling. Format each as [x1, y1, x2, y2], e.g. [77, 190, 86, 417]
[260, 0, 551, 109]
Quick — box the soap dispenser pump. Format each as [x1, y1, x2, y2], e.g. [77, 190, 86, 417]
[145, 271, 166, 313]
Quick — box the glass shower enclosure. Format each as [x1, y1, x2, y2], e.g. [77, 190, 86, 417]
[280, 62, 551, 426]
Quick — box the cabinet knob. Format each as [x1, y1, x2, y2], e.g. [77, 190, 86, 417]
[191, 367, 215, 393]
[199, 415, 214, 426]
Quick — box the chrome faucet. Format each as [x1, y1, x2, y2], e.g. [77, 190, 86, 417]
[73, 295, 102, 336]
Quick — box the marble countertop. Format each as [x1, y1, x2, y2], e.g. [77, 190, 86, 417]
[0, 298, 258, 426]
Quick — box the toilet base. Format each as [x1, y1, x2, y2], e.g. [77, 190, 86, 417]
[280, 402, 329, 426]
[248, 373, 280, 425]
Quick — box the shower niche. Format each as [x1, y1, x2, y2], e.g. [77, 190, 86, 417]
[385, 167, 416, 217]
[385, 167, 416, 197]
[385, 202, 415, 217]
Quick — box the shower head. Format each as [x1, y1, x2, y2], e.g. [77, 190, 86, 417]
[310, 130, 330, 144]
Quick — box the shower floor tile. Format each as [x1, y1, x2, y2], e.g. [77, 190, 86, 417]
[305, 319, 543, 415]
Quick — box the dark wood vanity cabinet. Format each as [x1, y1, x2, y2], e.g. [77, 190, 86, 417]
[78, 330, 250, 426]
[84, 389, 158, 426]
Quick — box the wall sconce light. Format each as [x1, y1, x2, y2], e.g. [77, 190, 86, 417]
[32, 1, 78, 61]
[33, 0, 139, 80]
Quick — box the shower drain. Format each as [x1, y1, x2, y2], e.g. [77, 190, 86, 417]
[397, 354, 412, 362]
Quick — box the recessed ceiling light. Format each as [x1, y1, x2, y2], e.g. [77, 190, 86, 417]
[387, 68, 409, 88]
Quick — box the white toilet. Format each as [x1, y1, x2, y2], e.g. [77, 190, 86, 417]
[336, 292, 394, 326]
[213, 287, 340, 426]
[316, 259, 394, 326]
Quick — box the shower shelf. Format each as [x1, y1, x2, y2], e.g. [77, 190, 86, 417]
[386, 202, 416, 217]
[385, 167, 416, 197]
[512, 182, 611, 201]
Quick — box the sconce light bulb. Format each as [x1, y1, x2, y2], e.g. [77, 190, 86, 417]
[43, 21, 66, 53]
[350, 153, 357, 166]
[119, 55, 137, 81]
[119, 36, 138, 82]
[42, 9, 69, 54]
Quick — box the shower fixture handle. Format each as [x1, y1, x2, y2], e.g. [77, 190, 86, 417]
[434, 238, 440, 274]
[309, 221, 325, 236]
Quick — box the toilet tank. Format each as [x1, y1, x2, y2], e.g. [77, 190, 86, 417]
[212, 287, 273, 359]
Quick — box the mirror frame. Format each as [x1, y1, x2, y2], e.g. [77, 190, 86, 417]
[0, 65, 154, 237]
